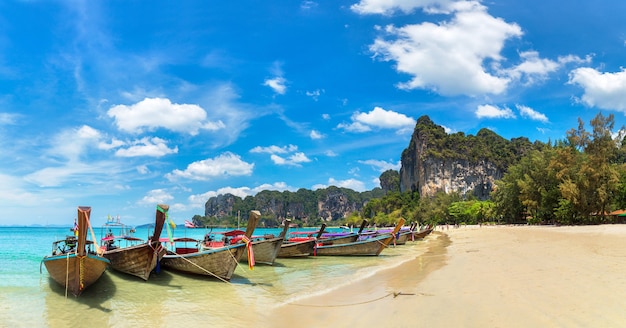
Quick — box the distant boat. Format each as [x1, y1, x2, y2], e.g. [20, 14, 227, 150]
[315, 218, 405, 256]
[411, 224, 434, 240]
[160, 210, 260, 281]
[101, 204, 168, 281]
[317, 220, 369, 246]
[277, 224, 326, 258]
[42, 206, 110, 297]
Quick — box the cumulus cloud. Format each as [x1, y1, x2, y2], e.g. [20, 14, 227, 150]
[114, 137, 178, 157]
[138, 189, 174, 205]
[251, 144, 311, 166]
[306, 89, 323, 101]
[263, 77, 287, 95]
[310, 130, 324, 139]
[250, 144, 298, 154]
[188, 182, 294, 209]
[475, 104, 516, 119]
[165, 152, 254, 181]
[312, 178, 367, 192]
[358, 159, 401, 172]
[337, 106, 415, 133]
[516, 104, 549, 123]
[351, 0, 458, 15]
[568, 68, 626, 111]
[107, 97, 225, 135]
[271, 152, 311, 167]
[368, 2, 523, 96]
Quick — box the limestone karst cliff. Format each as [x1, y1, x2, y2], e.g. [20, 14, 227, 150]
[400, 115, 534, 199]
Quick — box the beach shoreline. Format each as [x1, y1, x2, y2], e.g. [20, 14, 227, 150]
[269, 224, 626, 327]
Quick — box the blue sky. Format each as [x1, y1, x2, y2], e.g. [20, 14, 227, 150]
[2, 0, 626, 226]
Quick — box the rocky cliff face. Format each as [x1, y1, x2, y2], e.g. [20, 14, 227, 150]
[400, 116, 507, 199]
[204, 188, 367, 222]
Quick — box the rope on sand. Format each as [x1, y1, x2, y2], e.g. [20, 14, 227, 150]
[288, 290, 418, 308]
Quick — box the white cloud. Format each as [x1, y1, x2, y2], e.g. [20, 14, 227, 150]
[351, 0, 458, 15]
[107, 97, 225, 135]
[270, 152, 311, 167]
[506, 51, 560, 85]
[310, 130, 324, 139]
[337, 106, 415, 133]
[139, 189, 174, 205]
[250, 144, 298, 154]
[312, 178, 367, 192]
[264, 77, 287, 95]
[188, 182, 294, 209]
[165, 152, 254, 181]
[369, 2, 523, 96]
[516, 104, 549, 123]
[325, 150, 338, 157]
[115, 137, 178, 157]
[306, 89, 323, 101]
[475, 104, 516, 119]
[0, 113, 19, 125]
[568, 68, 626, 111]
[322, 113, 331, 120]
[358, 159, 401, 172]
[337, 121, 371, 133]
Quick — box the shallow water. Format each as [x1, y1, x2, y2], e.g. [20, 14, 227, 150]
[0, 226, 432, 327]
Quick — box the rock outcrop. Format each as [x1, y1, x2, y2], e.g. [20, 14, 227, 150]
[400, 115, 532, 199]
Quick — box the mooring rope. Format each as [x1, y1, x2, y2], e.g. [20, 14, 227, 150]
[168, 249, 231, 284]
[287, 291, 419, 308]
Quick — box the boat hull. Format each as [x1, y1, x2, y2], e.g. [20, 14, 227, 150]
[315, 235, 393, 256]
[42, 253, 109, 296]
[104, 243, 166, 280]
[277, 239, 316, 258]
[161, 244, 245, 280]
[240, 236, 284, 265]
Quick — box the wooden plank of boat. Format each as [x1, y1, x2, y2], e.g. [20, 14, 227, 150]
[160, 210, 260, 281]
[42, 206, 110, 297]
[102, 204, 168, 280]
[241, 219, 290, 265]
[315, 218, 405, 256]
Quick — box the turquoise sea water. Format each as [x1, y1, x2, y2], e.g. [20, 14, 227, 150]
[0, 226, 432, 327]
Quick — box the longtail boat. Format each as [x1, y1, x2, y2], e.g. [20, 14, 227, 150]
[239, 220, 290, 265]
[277, 224, 326, 258]
[317, 220, 368, 246]
[412, 225, 434, 239]
[315, 218, 405, 256]
[42, 206, 110, 297]
[101, 204, 168, 280]
[160, 210, 260, 281]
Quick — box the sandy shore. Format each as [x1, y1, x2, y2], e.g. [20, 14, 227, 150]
[269, 225, 626, 327]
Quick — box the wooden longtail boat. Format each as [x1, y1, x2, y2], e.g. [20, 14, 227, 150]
[102, 204, 168, 280]
[160, 210, 260, 281]
[239, 220, 290, 265]
[412, 225, 434, 239]
[277, 224, 326, 258]
[315, 218, 405, 256]
[318, 220, 368, 246]
[42, 206, 110, 297]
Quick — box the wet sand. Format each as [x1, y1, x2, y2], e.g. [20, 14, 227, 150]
[270, 225, 626, 327]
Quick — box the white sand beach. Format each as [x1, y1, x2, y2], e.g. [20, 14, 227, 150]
[269, 225, 626, 327]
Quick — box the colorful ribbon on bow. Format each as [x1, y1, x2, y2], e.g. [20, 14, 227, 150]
[241, 235, 255, 270]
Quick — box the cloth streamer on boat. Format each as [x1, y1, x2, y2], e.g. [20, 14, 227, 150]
[241, 235, 255, 270]
[159, 205, 174, 243]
